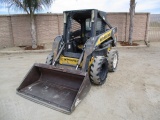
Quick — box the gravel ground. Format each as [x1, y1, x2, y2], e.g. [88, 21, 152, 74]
[0, 42, 160, 120]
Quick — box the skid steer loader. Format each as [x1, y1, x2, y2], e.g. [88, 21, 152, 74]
[17, 9, 119, 114]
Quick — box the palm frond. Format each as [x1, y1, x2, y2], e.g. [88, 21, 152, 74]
[0, 0, 54, 14]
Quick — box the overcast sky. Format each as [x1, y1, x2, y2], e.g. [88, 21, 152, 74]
[0, 0, 160, 14]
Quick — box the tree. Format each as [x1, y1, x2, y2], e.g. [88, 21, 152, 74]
[129, 0, 136, 45]
[1, 0, 54, 48]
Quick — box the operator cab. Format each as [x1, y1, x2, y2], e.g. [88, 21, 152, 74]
[62, 9, 110, 58]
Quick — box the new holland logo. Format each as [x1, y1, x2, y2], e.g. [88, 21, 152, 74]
[100, 32, 111, 42]
[96, 30, 112, 45]
[64, 58, 77, 63]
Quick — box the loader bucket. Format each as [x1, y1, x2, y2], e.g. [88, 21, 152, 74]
[17, 63, 91, 114]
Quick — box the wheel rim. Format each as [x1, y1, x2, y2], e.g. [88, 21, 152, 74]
[113, 53, 118, 68]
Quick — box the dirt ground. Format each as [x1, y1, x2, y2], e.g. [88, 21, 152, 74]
[0, 42, 160, 120]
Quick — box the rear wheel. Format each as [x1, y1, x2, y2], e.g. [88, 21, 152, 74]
[46, 52, 54, 65]
[89, 56, 108, 85]
[107, 50, 118, 72]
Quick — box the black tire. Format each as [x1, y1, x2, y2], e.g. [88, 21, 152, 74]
[46, 52, 54, 65]
[89, 56, 108, 85]
[107, 49, 118, 72]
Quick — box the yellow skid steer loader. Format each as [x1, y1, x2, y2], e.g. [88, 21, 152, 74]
[17, 9, 119, 114]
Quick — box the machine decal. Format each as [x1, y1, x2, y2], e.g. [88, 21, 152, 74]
[96, 30, 112, 46]
[59, 56, 82, 66]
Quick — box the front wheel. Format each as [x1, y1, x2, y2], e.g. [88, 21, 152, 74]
[89, 56, 108, 85]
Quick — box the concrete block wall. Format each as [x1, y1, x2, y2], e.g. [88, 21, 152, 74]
[11, 15, 32, 46]
[107, 13, 127, 41]
[57, 15, 64, 35]
[125, 13, 149, 42]
[0, 16, 13, 48]
[0, 13, 149, 49]
[35, 14, 59, 44]
[107, 13, 149, 42]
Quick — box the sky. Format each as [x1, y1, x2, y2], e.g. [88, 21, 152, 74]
[0, 0, 160, 15]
